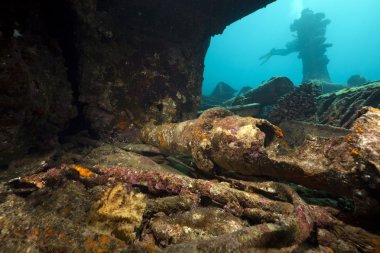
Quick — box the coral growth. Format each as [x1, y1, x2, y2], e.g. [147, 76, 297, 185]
[3, 138, 380, 252]
[90, 184, 147, 242]
[268, 82, 322, 124]
[70, 165, 94, 177]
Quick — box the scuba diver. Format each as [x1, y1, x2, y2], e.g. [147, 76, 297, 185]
[260, 9, 332, 82]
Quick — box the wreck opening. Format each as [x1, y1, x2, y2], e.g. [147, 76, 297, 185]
[202, 0, 301, 98]
[202, 0, 380, 100]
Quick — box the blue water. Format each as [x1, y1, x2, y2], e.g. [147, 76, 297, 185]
[202, 0, 380, 96]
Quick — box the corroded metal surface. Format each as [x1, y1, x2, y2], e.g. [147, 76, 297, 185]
[141, 107, 380, 214]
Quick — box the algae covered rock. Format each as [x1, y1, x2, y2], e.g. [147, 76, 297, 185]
[209, 82, 237, 102]
[82, 144, 185, 175]
[314, 81, 380, 128]
[0, 181, 127, 252]
[0, 23, 76, 168]
[351, 107, 380, 177]
[232, 76, 295, 106]
[150, 207, 247, 245]
[4, 150, 380, 252]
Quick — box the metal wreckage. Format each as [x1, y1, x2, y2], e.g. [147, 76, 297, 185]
[1, 0, 380, 252]
[3, 102, 380, 252]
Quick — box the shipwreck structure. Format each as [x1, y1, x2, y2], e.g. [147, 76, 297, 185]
[0, 1, 380, 252]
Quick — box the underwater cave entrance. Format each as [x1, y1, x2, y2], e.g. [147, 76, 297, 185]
[201, 0, 380, 109]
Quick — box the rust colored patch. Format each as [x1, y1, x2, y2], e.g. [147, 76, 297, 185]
[118, 113, 129, 130]
[143, 241, 156, 253]
[118, 120, 129, 130]
[159, 133, 166, 147]
[95, 248, 108, 253]
[84, 237, 98, 251]
[70, 165, 94, 177]
[99, 235, 110, 245]
[62, 207, 71, 215]
[72, 249, 85, 253]
[44, 227, 55, 239]
[280, 140, 290, 148]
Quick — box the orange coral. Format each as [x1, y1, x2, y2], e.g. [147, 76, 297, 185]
[159, 133, 166, 147]
[193, 130, 207, 141]
[33, 228, 39, 236]
[345, 135, 353, 142]
[351, 148, 360, 156]
[70, 165, 94, 177]
[355, 126, 364, 133]
[275, 127, 284, 138]
[193, 130, 200, 140]
[193, 130, 206, 141]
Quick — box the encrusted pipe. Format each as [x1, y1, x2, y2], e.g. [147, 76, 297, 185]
[140, 107, 380, 213]
[140, 107, 283, 174]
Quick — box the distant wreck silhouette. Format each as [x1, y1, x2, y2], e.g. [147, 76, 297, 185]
[260, 8, 332, 82]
